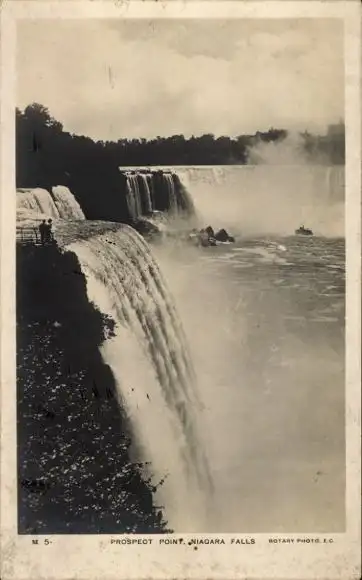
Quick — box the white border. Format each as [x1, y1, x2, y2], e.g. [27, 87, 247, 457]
[1, 2, 361, 579]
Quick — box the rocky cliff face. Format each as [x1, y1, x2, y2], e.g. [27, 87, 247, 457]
[17, 243, 169, 534]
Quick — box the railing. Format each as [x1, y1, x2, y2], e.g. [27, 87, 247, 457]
[16, 226, 56, 246]
[16, 226, 40, 245]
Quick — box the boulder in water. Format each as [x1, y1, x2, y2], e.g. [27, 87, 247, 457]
[199, 229, 211, 247]
[188, 226, 234, 247]
[205, 225, 215, 238]
[129, 218, 161, 240]
[214, 228, 235, 243]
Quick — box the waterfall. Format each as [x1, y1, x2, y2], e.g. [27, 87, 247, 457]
[125, 176, 136, 219]
[121, 169, 195, 219]
[17, 188, 60, 218]
[67, 225, 212, 530]
[120, 165, 343, 235]
[325, 165, 345, 202]
[170, 173, 196, 215]
[51, 186, 85, 220]
[163, 173, 178, 213]
[139, 174, 153, 214]
[17, 186, 85, 220]
[146, 173, 155, 209]
[125, 173, 143, 219]
[170, 165, 345, 236]
[126, 173, 154, 216]
[212, 167, 226, 184]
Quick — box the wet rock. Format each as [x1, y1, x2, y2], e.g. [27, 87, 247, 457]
[129, 218, 161, 240]
[214, 228, 229, 242]
[205, 226, 215, 238]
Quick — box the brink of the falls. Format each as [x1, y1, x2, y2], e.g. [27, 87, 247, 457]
[66, 224, 213, 531]
[121, 169, 195, 220]
[17, 202, 213, 532]
[17, 187, 61, 219]
[17, 186, 85, 221]
[17, 234, 171, 534]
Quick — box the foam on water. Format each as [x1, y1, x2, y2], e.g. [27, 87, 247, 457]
[152, 232, 345, 532]
[67, 226, 213, 531]
[16, 162, 345, 533]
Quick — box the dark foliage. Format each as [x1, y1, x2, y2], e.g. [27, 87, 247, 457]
[17, 243, 171, 534]
[16, 104, 345, 222]
[16, 105, 130, 222]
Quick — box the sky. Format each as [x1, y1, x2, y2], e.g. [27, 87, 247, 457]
[17, 18, 344, 141]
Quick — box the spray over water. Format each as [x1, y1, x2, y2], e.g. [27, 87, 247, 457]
[67, 226, 213, 530]
[172, 162, 344, 237]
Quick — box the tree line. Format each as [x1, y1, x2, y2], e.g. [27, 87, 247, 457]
[16, 103, 345, 219]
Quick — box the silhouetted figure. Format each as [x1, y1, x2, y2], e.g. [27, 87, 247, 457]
[39, 220, 47, 245]
[44, 219, 53, 244]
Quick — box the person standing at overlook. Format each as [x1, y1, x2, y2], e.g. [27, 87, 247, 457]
[45, 219, 53, 244]
[39, 220, 47, 245]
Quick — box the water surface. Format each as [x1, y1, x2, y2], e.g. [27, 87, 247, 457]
[154, 234, 345, 532]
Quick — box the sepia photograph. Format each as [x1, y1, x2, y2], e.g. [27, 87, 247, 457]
[14, 15, 346, 535]
[1, 1, 361, 579]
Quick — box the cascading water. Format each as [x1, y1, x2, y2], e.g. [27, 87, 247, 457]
[125, 173, 143, 219]
[125, 173, 154, 217]
[51, 186, 85, 220]
[139, 174, 153, 214]
[170, 173, 196, 216]
[121, 169, 195, 220]
[146, 173, 155, 209]
[125, 177, 136, 219]
[170, 165, 345, 237]
[67, 225, 213, 530]
[17, 188, 60, 218]
[163, 173, 178, 213]
[17, 186, 86, 220]
[16, 163, 345, 533]
[325, 166, 345, 202]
